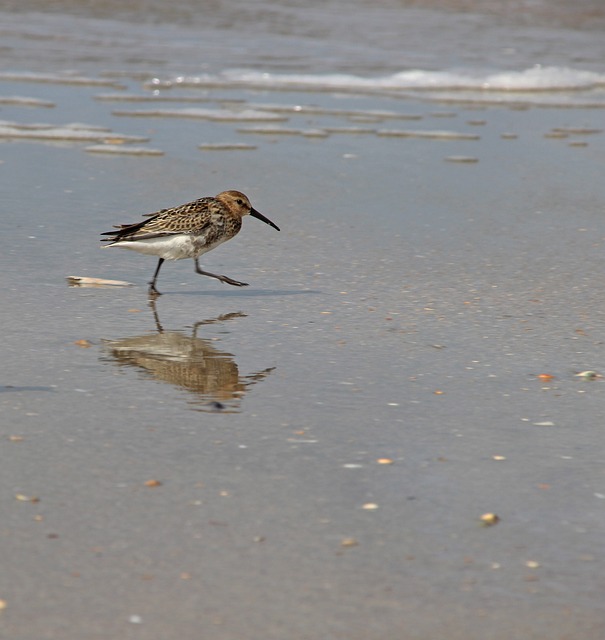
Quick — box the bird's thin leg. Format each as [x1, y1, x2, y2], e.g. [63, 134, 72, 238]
[148, 258, 164, 296]
[194, 258, 249, 287]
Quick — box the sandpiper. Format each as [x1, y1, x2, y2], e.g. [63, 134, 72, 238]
[101, 190, 279, 296]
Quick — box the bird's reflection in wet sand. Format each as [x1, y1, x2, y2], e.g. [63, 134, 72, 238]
[102, 301, 275, 412]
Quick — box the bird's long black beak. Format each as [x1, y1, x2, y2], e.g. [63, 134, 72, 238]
[250, 208, 280, 231]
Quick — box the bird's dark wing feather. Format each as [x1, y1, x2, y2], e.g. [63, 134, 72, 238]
[100, 214, 162, 242]
[101, 217, 213, 243]
[101, 197, 215, 243]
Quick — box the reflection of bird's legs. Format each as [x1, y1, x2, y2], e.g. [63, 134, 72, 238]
[190, 312, 247, 338]
[245, 367, 276, 385]
[194, 258, 249, 287]
[148, 297, 164, 333]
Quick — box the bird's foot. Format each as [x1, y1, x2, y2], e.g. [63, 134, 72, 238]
[219, 276, 249, 287]
[148, 283, 162, 297]
[195, 264, 249, 287]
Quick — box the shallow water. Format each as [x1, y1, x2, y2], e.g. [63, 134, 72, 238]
[3, 0, 605, 76]
[1, 3, 605, 639]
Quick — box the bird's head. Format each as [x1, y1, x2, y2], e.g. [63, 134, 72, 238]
[217, 190, 280, 231]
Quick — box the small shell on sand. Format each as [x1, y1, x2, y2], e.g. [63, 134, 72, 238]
[67, 276, 134, 287]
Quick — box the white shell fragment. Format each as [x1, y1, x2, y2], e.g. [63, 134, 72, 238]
[67, 276, 134, 287]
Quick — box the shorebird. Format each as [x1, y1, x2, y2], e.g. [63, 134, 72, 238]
[101, 190, 279, 296]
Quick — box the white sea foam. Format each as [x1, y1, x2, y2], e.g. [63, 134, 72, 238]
[198, 142, 257, 151]
[406, 91, 605, 108]
[0, 71, 124, 88]
[376, 129, 480, 140]
[0, 96, 55, 108]
[248, 103, 421, 120]
[0, 121, 148, 142]
[236, 126, 305, 136]
[112, 107, 288, 122]
[95, 93, 219, 103]
[85, 145, 164, 155]
[162, 66, 605, 105]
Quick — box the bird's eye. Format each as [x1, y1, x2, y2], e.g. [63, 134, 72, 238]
[236, 199, 244, 205]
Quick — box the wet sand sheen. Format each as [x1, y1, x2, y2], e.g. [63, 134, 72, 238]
[1, 11, 605, 640]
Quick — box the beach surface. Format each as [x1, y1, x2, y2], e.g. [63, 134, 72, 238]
[1, 2, 605, 638]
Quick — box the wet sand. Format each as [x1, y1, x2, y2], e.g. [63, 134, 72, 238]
[1, 14, 605, 640]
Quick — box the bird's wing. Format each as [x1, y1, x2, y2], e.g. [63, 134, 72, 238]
[101, 198, 215, 243]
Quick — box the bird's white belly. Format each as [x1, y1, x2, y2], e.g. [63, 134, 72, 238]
[111, 234, 227, 261]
